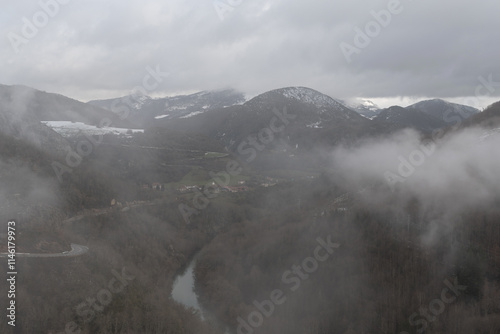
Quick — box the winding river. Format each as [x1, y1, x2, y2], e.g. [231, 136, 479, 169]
[171, 256, 231, 333]
[171, 258, 205, 319]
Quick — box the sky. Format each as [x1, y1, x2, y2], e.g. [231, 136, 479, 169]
[1, 0, 500, 109]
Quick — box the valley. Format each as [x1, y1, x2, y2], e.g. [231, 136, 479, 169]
[1, 85, 500, 334]
[3, 2, 500, 332]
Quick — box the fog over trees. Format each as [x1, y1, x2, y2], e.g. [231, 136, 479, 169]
[2, 1, 500, 333]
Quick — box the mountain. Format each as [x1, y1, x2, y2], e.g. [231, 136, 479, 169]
[0, 84, 141, 154]
[408, 99, 479, 125]
[3, 85, 500, 334]
[88, 89, 246, 127]
[340, 98, 381, 119]
[368, 99, 480, 134]
[343, 98, 478, 128]
[0, 86, 71, 156]
[0, 84, 130, 127]
[373, 106, 447, 133]
[461, 101, 500, 129]
[159, 87, 372, 152]
[0, 115, 70, 157]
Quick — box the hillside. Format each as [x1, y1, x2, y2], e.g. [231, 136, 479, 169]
[1, 85, 500, 334]
[409, 98, 479, 123]
[161, 87, 371, 150]
[373, 105, 447, 133]
[89, 89, 246, 128]
[0, 84, 130, 127]
[462, 101, 500, 129]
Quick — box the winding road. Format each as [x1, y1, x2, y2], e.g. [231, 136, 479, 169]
[0, 243, 89, 258]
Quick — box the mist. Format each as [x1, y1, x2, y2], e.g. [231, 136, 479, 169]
[330, 126, 500, 245]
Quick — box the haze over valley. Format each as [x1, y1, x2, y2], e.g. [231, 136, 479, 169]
[2, 1, 500, 333]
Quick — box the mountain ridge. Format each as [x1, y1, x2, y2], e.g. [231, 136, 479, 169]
[88, 89, 246, 127]
[408, 98, 479, 123]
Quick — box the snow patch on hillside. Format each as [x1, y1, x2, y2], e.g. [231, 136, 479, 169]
[342, 98, 381, 119]
[306, 121, 323, 129]
[281, 87, 344, 110]
[180, 111, 204, 119]
[41, 121, 144, 137]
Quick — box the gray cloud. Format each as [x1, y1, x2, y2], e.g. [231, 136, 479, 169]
[330, 126, 500, 244]
[1, 0, 499, 107]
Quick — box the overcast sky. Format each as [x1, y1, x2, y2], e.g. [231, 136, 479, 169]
[1, 0, 499, 108]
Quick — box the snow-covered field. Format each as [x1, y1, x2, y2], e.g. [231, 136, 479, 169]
[41, 121, 144, 137]
[179, 111, 204, 119]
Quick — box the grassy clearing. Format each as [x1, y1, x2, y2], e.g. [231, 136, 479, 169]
[165, 167, 252, 190]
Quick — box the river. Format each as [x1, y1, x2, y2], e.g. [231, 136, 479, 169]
[171, 256, 231, 333]
[171, 258, 205, 319]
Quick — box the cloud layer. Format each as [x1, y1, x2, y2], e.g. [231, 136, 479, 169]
[331, 126, 500, 233]
[1, 0, 500, 107]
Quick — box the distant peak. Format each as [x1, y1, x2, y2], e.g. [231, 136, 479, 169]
[263, 86, 346, 110]
[275, 86, 324, 96]
[342, 98, 380, 111]
[414, 98, 447, 105]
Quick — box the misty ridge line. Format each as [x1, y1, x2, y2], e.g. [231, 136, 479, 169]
[384, 74, 500, 191]
[332, 126, 500, 226]
[322, 74, 500, 259]
[50, 65, 169, 183]
[178, 106, 296, 224]
[3, 1, 500, 333]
